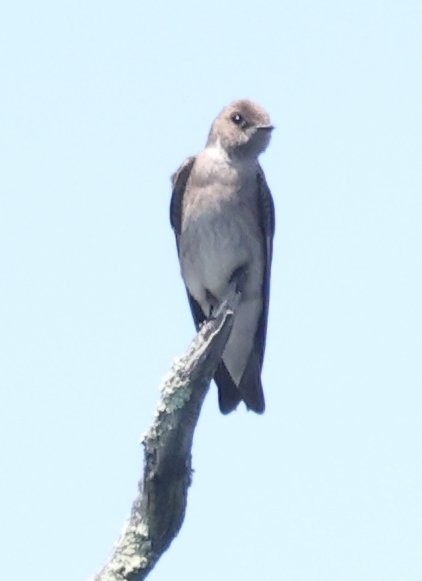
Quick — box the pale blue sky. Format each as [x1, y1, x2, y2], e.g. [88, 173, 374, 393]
[1, 1, 421, 580]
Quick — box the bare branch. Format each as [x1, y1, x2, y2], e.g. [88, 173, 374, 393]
[92, 287, 240, 581]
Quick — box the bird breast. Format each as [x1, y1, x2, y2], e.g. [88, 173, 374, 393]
[179, 184, 263, 304]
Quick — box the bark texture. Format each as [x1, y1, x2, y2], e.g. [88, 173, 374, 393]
[92, 289, 239, 581]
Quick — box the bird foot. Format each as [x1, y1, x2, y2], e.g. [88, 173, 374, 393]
[229, 264, 249, 295]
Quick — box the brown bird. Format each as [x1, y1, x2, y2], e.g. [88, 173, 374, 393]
[170, 99, 275, 413]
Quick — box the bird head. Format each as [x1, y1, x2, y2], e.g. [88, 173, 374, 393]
[207, 99, 273, 158]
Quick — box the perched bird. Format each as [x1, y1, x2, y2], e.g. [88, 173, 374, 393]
[170, 99, 275, 414]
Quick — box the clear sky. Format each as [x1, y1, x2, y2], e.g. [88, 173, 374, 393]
[1, 1, 421, 579]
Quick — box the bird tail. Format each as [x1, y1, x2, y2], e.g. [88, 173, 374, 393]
[214, 363, 242, 414]
[238, 349, 265, 414]
[214, 351, 265, 414]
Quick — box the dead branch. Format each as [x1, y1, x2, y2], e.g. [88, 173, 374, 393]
[92, 287, 239, 581]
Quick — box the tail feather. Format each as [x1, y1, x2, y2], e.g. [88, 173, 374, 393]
[214, 363, 242, 414]
[214, 349, 265, 414]
[238, 348, 265, 414]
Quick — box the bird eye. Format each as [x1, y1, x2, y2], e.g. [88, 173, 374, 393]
[231, 113, 244, 126]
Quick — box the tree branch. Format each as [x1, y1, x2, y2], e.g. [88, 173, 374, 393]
[92, 286, 240, 581]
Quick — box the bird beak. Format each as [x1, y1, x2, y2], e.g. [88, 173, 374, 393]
[257, 125, 274, 132]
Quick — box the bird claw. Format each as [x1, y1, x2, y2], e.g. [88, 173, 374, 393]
[230, 264, 249, 295]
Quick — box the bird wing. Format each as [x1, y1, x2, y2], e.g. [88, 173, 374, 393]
[170, 156, 206, 329]
[234, 166, 275, 414]
[170, 156, 196, 240]
[255, 165, 275, 367]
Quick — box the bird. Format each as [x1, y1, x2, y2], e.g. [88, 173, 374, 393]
[170, 99, 275, 414]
